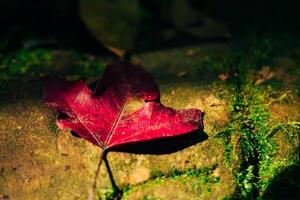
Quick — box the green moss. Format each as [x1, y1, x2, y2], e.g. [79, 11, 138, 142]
[0, 49, 53, 80]
[71, 53, 107, 79]
[122, 164, 220, 199]
[0, 49, 109, 84]
[97, 187, 120, 200]
[150, 169, 165, 179]
[214, 35, 300, 200]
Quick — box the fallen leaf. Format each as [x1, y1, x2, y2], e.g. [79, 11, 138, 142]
[213, 167, 220, 177]
[258, 66, 274, 79]
[172, 0, 231, 39]
[79, 0, 140, 57]
[218, 73, 229, 81]
[177, 70, 187, 77]
[186, 49, 196, 57]
[255, 66, 275, 85]
[255, 79, 264, 85]
[44, 61, 204, 149]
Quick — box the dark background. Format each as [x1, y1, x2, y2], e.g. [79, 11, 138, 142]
[0, 0, 299, 54]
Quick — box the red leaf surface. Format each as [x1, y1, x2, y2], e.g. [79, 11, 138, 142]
[44, 62, 204, 149]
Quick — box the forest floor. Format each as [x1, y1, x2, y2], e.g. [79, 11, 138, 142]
[0, 34, 299, 200]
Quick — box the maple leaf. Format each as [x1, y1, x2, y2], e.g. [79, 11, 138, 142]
[44, 61, 204, 150]
[44, 61, 204, 199]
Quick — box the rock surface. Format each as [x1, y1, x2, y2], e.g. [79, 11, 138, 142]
[0, 41, 299, 200]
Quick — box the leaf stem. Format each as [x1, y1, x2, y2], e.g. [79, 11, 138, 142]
[88, 148, 106, 200]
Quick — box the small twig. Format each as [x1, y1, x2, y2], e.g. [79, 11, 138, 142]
[267, 90, 291, 106]
[70, 190, 81, 197]
[88, 148, 106, 200]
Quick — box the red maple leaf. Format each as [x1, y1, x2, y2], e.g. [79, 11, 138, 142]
[44, 61, 204, 198]
[44, 61, 204, 150]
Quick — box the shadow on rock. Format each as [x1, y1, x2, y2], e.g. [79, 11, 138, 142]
[109, 130, 208, 155]
[102, 130, 208, 200]
[261, 163, 300, 200]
